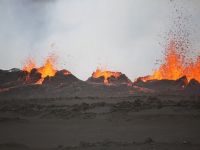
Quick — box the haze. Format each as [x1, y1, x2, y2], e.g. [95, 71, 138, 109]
[0, 0, 200, 80]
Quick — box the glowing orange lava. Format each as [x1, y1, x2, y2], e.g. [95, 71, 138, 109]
[22, 58, 36, 73]
[92, 68, 122, 84]
[22, 55, 57, 84]
[141, 40, 200, 83]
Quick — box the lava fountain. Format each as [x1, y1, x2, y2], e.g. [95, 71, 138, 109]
[140, 40, 200, 83]
[92, 68, 122, 84]
[22, 54, 57, 84]
[22, 58, 37, 73]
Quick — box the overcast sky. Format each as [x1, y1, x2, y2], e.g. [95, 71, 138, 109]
[0, 0, 200, 80]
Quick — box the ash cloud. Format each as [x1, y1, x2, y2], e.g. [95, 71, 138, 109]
[0, 0, 200, 80]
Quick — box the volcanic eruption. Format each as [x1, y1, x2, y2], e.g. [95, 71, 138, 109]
[22, 54, 57, 84]
[22, 54, 80, 87]
[135, 7, 200, 87]
[87, 67, 131, 85]
[138, 39, 200, 84]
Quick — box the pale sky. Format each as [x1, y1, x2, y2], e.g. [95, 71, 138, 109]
[0, 0, 200, 80]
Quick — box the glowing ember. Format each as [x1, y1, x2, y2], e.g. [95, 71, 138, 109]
[22, 58, 36, 73]
[22, 55, 57, 84]
[140, 3, 200, 84]
[92, 68, 122, 84]
[141, 40, 200, 83]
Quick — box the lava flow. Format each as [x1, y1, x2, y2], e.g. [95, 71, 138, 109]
[92, 68, 122, 84]
[23, 55, 57, 84]
[140, 40, 200, 83]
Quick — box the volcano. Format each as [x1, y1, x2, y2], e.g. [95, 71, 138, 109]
[22, 55, 57, 84]
[0, 67, 83, 99]
[134, 75, 188, 92]
[21, 55, 81, 85]
[138, 40, 200, 84]
[133, 35, 200, 95]
[0, 54, 83, 99]
[42, 69, 79, 85]
[87, 68, 132, 85]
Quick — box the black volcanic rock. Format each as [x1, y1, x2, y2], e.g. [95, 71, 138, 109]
[43, 69, 80, 85]
[185, 79, 200, 94]
[0, 68, 27, 88]
[87, 76, 106, 84]
[108, 74, 132, 84]
[133, 76, 188, 92]
[188, 79, 200, 87]
[175, 76, 188, 87]
[27, 68, 41, 83]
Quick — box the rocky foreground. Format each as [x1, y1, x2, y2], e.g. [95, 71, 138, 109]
[0, 95, 200, 150]
[0, 69, 200, 149]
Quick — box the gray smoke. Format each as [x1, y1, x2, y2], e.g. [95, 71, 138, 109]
[0, 0, 200, 80]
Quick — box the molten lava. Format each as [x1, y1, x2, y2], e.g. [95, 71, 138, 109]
[92, 68, 122, 84]
[141, 40, 200, 83]
[23, 58, 36, 73]
[22, 55, 57, 84]
[36, 57, 57, 84]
